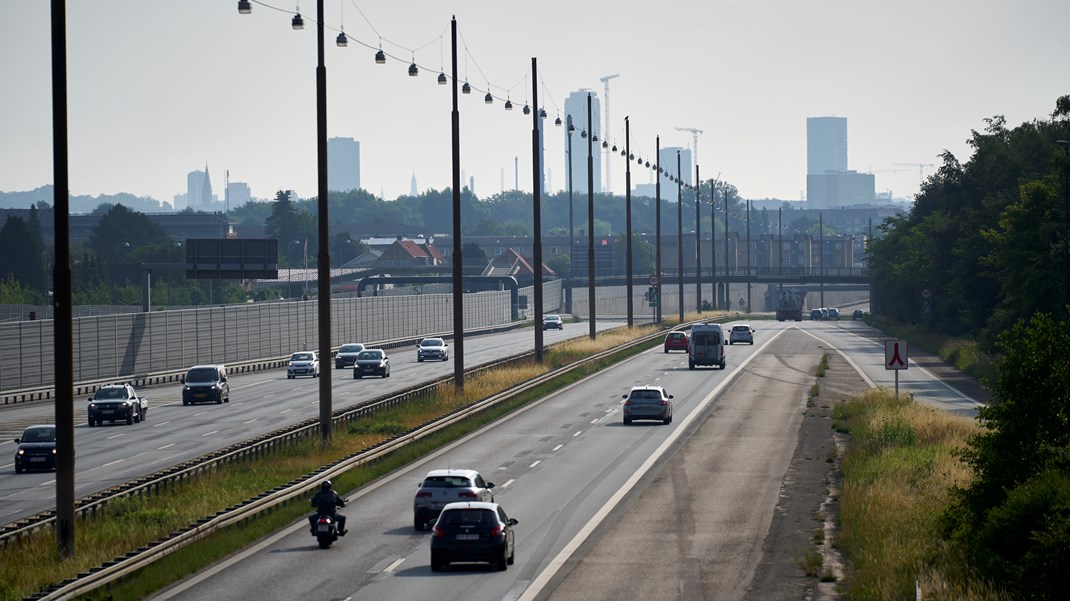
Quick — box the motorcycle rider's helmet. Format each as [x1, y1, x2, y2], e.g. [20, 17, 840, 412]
[321, 480, 332, 491]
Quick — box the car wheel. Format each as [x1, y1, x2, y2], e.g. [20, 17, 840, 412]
[688, 360, 695, 370]
[623, 417, 632, 424]
[497, 547, 508, 571]
[507, 546, 515, 565]
[127, 413, 134, 425]
[414, 516, 424, 531]
[663, 348, 668, 353]
[430, 553, 444, 572]
[182, 399, 189, 406]
[141, 409, 147, 421]
[443, 356, 448, 361]
[14, 464, 22, 474]
[88, 418, 96, 427]
[418, 357, 424, 362]
[355, 374, 363, 379]
[216, 396, 223, 404]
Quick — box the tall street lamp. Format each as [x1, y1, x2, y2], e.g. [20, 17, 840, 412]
[1058, 138, 1069, 316]
[695, 165, 701, 313]
[625, 116, 633, 327]
[531, 57, 544, 361]
[567, 114, 575, 315]
[676, 151, 684, 322]
[586, 93, 596, 339]
[655, 136, 662, 323]
[239, 0, 333, 441]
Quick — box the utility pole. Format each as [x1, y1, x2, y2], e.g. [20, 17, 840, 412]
[599, 74, 619, 193]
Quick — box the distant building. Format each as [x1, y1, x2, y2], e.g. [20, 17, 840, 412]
[806, 116, 873, 208]
[186, 164, 215, 211]
[226, 181, 251, 210]
[563, 90, 601, 194]
[410, 171, 418, 197]
[807, 117, 848, 175]
[327, 137, 361, 192]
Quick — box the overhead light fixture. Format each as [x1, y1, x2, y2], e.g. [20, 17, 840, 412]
[292, 12, 304, 30]
[237, 0, 251, 14]
[568, 123, 575, 133]
[504, 99, 513, 110]
[437, 71, 447, 85]
[612, 144, 618, 152]
[581, 130, 587, 139]
[484, 91, 493, 104]
[602, 140, 608, 149]
[336, 32, 347, 47]
[375, 48, 386, 64]
[462, 81, 471, 94]
[522, 104, 531, 115]
[408, 62, 419, 76]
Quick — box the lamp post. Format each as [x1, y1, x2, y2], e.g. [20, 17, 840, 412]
[625, 116, 633, 327]
[676, 151, 684, 323]
[239, 0, 333, 440]
[531, 56, 544, 362]
[567, 115, 575, 315]
[450, 16, 464, 389]
[1058, 139, 1069, 316]
[695, 165, 701, 313]
[586, 93, 596, 339]
[655, 136, 662, 323]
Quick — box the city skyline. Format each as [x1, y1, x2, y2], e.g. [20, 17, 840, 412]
[1, 1, 1067, 206]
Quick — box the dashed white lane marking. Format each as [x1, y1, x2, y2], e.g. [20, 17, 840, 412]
[572, 431, 583, 437]
[502, 479, 516, 488]
[157, 443, 174, 450]
[552, 444, 564, 452]
[243, 419, 257, 424]
[193, 411, 208, 417]
[589, 419, 599, 424]
[152, 421, 170, 427]
[201, 430, 218, 437]
[106, 433, 124, 439]
[528, 460, 541, 468]
[280, 409, 293, 414]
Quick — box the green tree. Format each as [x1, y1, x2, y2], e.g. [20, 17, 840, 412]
[613, 232, 654, 275]
[944, 311, 1070, 599]
[0, 274, 38, 304]
[0, 216, 46, 297]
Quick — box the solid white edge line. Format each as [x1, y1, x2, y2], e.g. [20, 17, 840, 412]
[516, 325, 791, 601]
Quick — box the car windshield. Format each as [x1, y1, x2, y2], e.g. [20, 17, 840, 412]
[186, 368, 218, 382]
[94, 387, 128, 399]
[668, 333, 685, 339]
[440, 509, 496, 526]
[22, 427, 56, 443]
[422, 476, 474, 488]
[358, 351, 382, 360]
[545, 315, 560, 321]
[339, 344, 363, 353]
[630, 389, 661, 400]
[421, 339, 444, 347]
[732, 326, 750, 332]
[292, 353, 314, 361]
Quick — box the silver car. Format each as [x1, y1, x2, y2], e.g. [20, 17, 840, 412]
[729, 324, 755, 345]
[417, 338, 449, 362]
[413, 468, 495, 530]
[287, 351, 319, 379]
[622, 386, 673, 425]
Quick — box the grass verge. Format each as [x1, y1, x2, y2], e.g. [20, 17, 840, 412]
[0, 321, 695, 601]
[864, 316, 997, 385]
[834, 389, 1010, 601]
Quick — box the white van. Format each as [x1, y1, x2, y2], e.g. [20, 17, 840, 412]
[688, 323, 725, 370]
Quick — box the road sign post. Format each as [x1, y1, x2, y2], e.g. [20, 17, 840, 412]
[885, 339, 908, 398]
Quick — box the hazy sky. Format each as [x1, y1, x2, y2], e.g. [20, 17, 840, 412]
[2, 0, 1067, 207]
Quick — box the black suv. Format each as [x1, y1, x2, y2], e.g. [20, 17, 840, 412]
[14, 425, 57, 473]
[182, 364, 230, 405]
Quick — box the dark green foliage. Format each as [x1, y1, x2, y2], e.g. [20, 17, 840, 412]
[0, 215, 47, 297]
[869, 96, 1070, 347]
[944, 312, 1070, 599]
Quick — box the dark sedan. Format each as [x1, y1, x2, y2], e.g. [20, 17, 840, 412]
[14, 425, 57, 473]
[430, 502, 517, 571]
[354, 349, 390, 378]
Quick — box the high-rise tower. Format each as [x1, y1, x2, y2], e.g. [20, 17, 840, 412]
[327, 137, 361, 192]
[563, 90, 601, 194]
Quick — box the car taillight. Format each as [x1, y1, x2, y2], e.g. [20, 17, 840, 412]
[433, 525, 444, 539]
[658, 401, 668, 406]
[415, 492, 432, 498]
[458, 491, 478, 499]
[490, 525, 503, 538]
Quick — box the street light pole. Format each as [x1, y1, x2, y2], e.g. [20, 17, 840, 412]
[586, 93, 596, 339]
[567, 115, 574, 315]
[625, 116, 633, 327]
[695, 165, 701, 313]
[313, 0, 333, 443]
[655, 136, 662, 323]
[531, 57, 544, 362]
[676, 151, 683, 323]
[450, 16, 464, 389]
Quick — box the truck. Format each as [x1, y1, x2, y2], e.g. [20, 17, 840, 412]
[775, 288, 805, 322]
[88, 383, 148, 426]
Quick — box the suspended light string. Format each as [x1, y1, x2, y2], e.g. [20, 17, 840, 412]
[240, 0, 693, 179]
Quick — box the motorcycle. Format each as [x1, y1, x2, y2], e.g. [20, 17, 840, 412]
[313, 514, 339, 549]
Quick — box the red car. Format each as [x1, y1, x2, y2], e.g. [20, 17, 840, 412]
[663, 331, 689, 353]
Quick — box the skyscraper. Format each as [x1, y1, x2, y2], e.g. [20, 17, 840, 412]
[563, 90, 601, 194]
[186, 164, 213, 210]
[807, 117, 848, 175]
[327, 137, 361, 192]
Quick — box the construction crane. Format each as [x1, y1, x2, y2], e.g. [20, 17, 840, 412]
[895, 162, 936, 187]
[675, 126, 704, 167]
[600, 74, 619, 193]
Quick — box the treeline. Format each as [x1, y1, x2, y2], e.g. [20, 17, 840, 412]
[869, 95, 1070, 599]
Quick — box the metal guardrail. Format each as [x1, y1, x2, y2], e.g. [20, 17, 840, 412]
[18, 322, 675, 601]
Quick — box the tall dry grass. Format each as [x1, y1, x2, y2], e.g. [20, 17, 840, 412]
[835, 389, 1009, 601]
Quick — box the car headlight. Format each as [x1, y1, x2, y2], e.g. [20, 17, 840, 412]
[52, 448, 57, 455]
[89, 403, 96, 409]
[17, 449, 25, 456]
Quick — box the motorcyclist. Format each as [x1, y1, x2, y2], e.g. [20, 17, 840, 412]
[308, 480, 347, 536]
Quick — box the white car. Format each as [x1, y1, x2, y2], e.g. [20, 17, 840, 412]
[543, 314, 563, 330]
[729, 324, 755, 345]
[287, 351, 320, 378]
[417, 338, 449, 362]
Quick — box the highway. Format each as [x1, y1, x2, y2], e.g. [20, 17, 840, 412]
[0, 321, 621, 526]
[146, 318, 988, 601]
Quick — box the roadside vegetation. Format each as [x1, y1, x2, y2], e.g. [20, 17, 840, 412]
[0, 321, 684, 601]
[865, 315, 996, 384]
[837, 311, 1070, 600]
